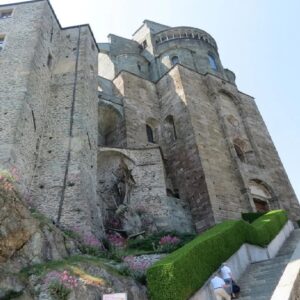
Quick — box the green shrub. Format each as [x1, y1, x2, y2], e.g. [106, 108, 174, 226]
[242, 212, 266, 223]
[246, 210, 288, 246]
[48, 282, 71, 300]
[147, 210, 287, 300]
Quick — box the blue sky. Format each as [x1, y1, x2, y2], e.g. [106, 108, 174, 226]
[2, 0, 300, 200]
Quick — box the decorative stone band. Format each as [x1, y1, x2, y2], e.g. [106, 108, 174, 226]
[154, 27, 217, 50]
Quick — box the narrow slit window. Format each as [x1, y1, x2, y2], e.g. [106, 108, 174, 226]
[47, 53, 53, 68]
[146, 124, 154, 143]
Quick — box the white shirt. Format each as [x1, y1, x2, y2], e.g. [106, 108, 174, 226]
[211, 276, 225, 289]
[220, 265, 232, 280]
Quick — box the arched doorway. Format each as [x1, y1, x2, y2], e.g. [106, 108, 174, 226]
[249, 180, 272, 212]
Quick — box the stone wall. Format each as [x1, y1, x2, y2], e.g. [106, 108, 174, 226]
[157, 67, 215, 232]
[0, 0, 103, 236]
[113, 71, 160, 148]
[97, 147, 193, 233]
[0, 1, 48, 194]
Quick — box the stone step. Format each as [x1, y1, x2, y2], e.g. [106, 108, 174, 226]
[237, 229, 300, 300]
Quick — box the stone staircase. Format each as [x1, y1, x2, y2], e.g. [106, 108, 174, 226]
[237, 229, 300, 300]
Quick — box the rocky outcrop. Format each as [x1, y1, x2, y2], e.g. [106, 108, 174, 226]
[0, 186, 76, 273]
[0, 184, 148, 299]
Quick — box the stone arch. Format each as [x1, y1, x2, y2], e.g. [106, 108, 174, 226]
[98, 101, 124, 147]
[219, 90, 241, 107]
[97, 149, 136, 224]
[249, 179, 278, 212]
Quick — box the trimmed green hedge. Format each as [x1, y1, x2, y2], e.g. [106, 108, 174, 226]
[147, 210, 288, 300]
[247, 210, 288, 246]
[242, 212, 266, 223]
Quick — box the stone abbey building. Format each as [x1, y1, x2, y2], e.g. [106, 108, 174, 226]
[0, 0, 299, 237]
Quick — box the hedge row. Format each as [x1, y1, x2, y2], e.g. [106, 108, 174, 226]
[242, 212, 266, 223]
[147, 210, 288, 300]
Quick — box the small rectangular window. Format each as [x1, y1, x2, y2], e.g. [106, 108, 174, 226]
[0, 9, 13, 19]
[0, 35, 5, 52]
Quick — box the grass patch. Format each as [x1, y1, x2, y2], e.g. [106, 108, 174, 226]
[20, 255, 107, 279]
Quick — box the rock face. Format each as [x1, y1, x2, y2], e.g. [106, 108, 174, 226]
[28, 262, 148, 300]
[0, 185, 148, 299]
[0, 186, 75, 273]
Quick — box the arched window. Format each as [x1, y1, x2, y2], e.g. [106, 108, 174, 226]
[146, 124, 154, 143]
[171, 55, 179, 66]
[234, 144, 246, 162]
[208, 54, 217, 70]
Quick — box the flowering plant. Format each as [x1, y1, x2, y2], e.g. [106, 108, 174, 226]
[107, 233, 127, 248]
[44, 271, 78, 300]
[123, 256, 151, 283]
[66, 227, 104, 256]
[158, 235, 181, 252]
[0, 169, 16, 191]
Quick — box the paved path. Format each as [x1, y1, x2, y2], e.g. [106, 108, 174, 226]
[237, 229, 300, 300]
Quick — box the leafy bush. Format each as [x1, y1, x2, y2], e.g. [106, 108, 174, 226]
[242, 212, 266, 223]
[147, 210, 287, 300]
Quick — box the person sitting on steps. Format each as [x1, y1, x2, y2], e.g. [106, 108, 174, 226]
[210, 274, 231, 300]
[220, 263, 239, 299]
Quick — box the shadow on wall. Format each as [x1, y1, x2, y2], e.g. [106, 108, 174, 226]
[98, 101, 125, 147]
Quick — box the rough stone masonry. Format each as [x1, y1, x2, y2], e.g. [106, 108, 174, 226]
[0, 0, 299, 238]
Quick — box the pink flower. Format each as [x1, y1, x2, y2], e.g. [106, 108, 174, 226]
[159, 235, 180, 246]
[108, 234, 127, 248]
